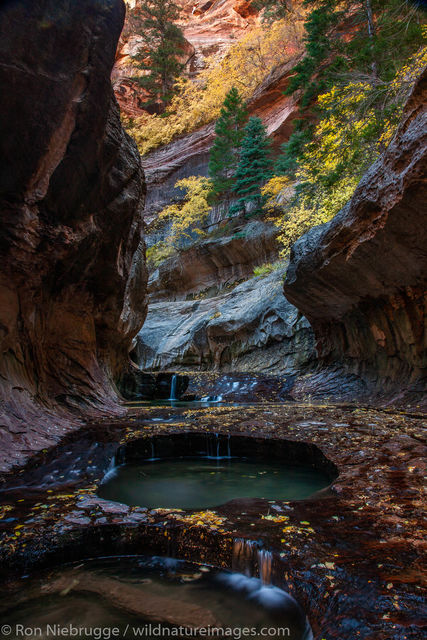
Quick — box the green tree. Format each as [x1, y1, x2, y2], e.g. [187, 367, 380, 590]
[131, 0, 186, 112]
[276, 0, 426, 175]
[233, 116, 272, 214]
[253, 0, 294, 19]
[208, 87, 248, 201]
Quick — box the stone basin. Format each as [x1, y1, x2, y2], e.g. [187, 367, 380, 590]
[97, 433, 336, 509]
[0, 403, 425, 640]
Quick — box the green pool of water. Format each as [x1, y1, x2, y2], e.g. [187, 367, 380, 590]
[98, 458, 330, 509]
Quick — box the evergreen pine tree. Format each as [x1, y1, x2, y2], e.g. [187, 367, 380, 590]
[233, 117, 272, 214]
[131, 0, 185, 112]
[274, 0, 426, 176]
[208, 87, 248, 201]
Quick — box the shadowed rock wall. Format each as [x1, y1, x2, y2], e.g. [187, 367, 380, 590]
[0, 0, 147, 470]
[284, 68, 427, 399]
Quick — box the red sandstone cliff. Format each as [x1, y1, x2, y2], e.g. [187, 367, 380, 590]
[113, 0, 261, 117]
[0, 0, 147, 471]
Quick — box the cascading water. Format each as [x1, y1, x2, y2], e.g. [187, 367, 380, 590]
[232, 538, 273, 585]
[200, 395, 223, 403]
[232, 538, 258, 577]
[205, 433, 232, 459]
[169, 374, 178, 401]
[257, 549, 272, 585]
[148, 440, 158, 461]
[100, 455, 117, 484]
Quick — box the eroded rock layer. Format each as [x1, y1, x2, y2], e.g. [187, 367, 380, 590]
[114, 0, 261, 117]
[149, 220, 279, 301]
[136, 267, 314, 372]
[284, 69, 427, 399]
[0, 0, 147, 471]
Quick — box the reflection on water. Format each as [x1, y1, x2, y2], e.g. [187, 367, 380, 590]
[98, 457, 330, 509]
[0, 556, 312, 639]
[125, 398, 230, 408]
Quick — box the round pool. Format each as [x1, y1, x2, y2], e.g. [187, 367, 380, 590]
[98, 457, 331, 509]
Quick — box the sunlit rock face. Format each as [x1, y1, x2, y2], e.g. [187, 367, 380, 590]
[0, 0, 147, 471]
[177, 0, 259, 72]
[114, 0, 260, 117]
[284, 69, 427, 402]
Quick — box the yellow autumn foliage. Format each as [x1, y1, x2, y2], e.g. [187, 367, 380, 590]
[261, 175, 292, 211]
[158, 175, 213, 247]
[275, 41, 427, 256]
[125, 19, 302, 155]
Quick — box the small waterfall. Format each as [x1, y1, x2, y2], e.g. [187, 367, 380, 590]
[232, 538, 273, 585]
[101, 455, 117, 484]
[147, 440, 159, 461]
[232, 538, 258, 577]
[200, 395, 223, 403]
[205, 434, 232, 459]
[169, 374, 178, 401]
[206, 433, 212, 457]
[257, 548, 273, 585]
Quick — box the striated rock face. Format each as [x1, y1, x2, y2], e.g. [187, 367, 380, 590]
[284, 69, 427, 398]
[0, 0, 147, 470]
[149, 221, 279, 301]
[135, 267, 314, 372]
[142, 58, 301, 220]
[115, 0, 260, 117]
[176, 0, 259, 73]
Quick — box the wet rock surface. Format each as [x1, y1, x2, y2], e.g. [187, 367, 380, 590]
[183, 372, 302, 402]
[284, 69, 427, 403]
[0, 403, 425, 639]
[136, 268, 315, 372]
[0, 0, 147, 472]
[118, 368, 189, 400]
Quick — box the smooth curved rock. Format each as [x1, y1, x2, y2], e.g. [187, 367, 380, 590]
[0, 0, 147, 471]
[135, 267, 314, 372]
[284, 68, 427, 398]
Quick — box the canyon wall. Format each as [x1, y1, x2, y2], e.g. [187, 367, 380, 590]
[0, 0, 147, 470]
[142, 58, 302, 221]
[131, 2, 309, 376]
[136, 266, 314, 373]
[114, 0, 260, 117]
[284, 68, 427, 401]
[114, 1, 302, 220]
